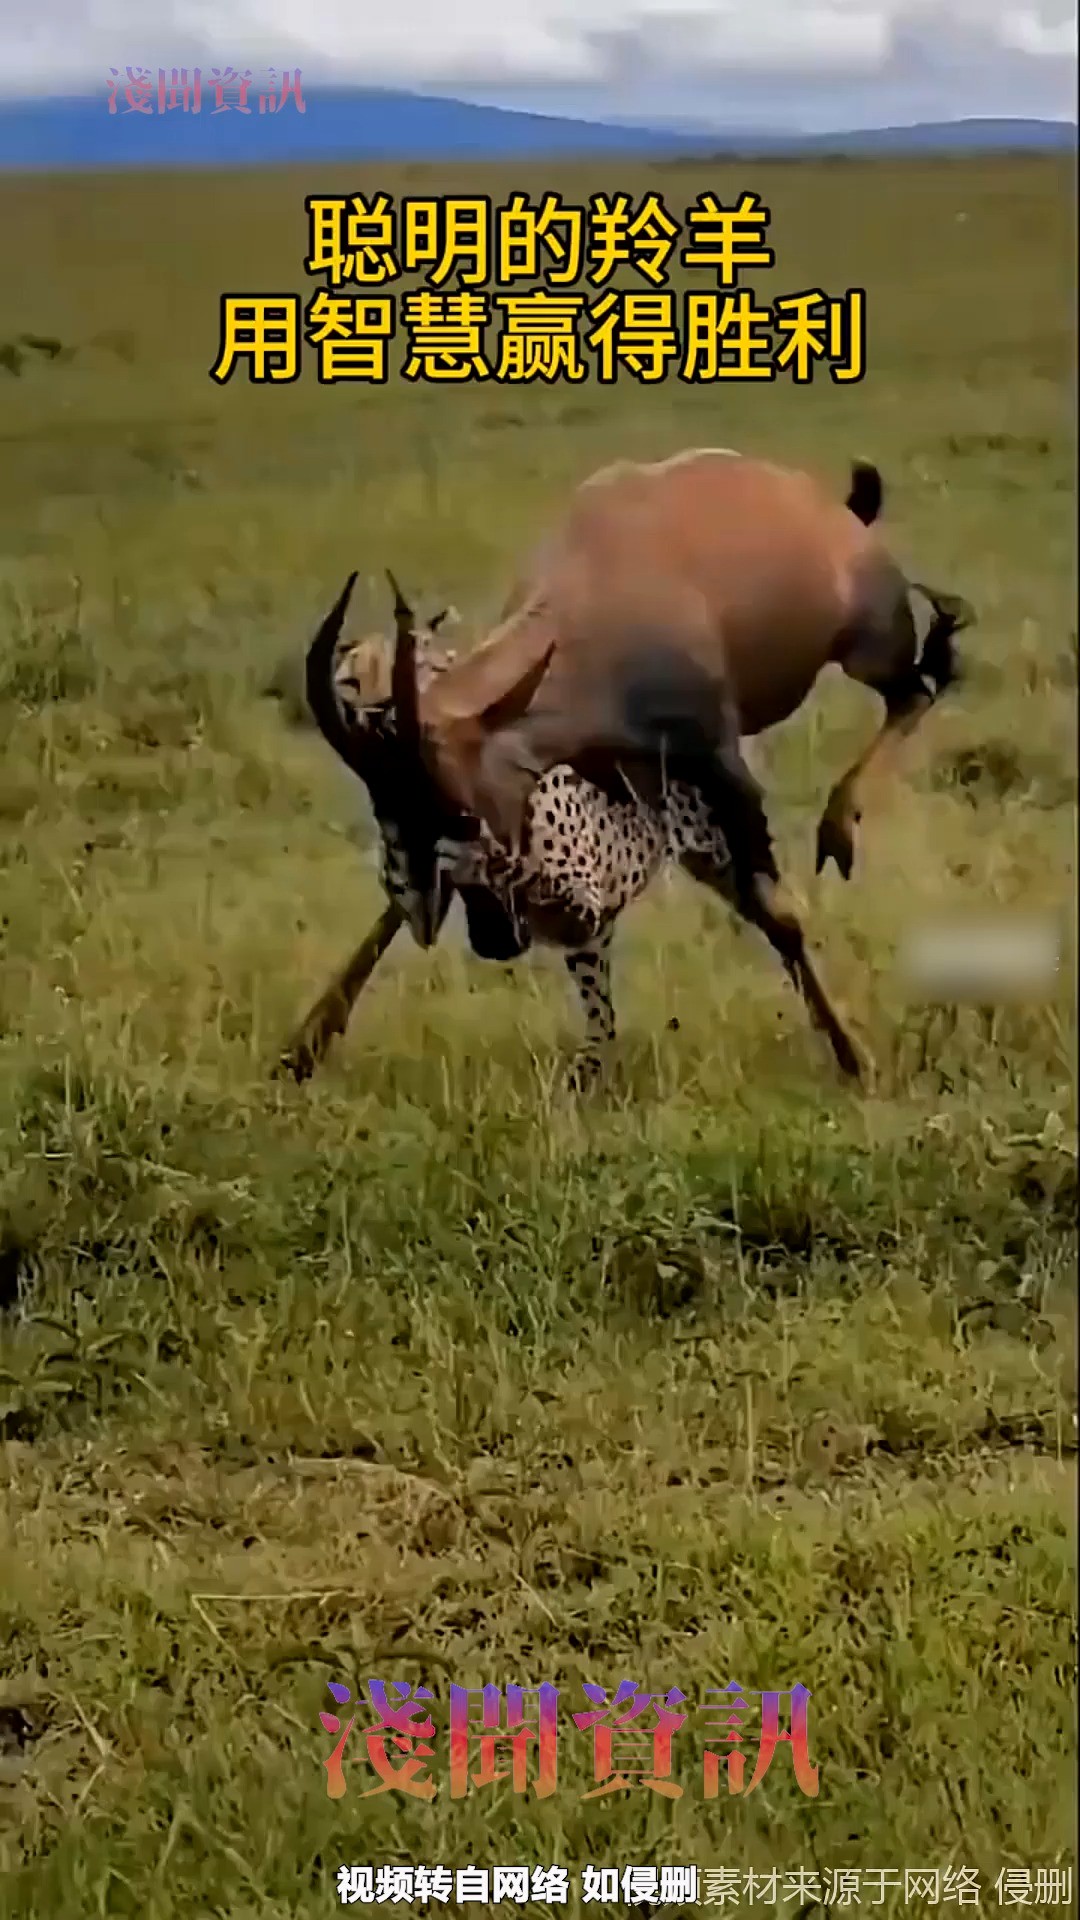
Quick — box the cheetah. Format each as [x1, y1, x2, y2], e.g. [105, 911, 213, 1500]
[434, 761, 739, 1085]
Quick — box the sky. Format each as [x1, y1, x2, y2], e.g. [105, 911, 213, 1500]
[1, 0, 1076, 130]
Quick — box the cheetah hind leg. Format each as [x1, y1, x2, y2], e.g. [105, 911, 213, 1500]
[562, 926, 615, 1090]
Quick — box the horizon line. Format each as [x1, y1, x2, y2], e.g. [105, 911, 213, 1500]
[0, 83, 1075, 136]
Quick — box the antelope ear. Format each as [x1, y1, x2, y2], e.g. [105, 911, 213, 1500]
[429, 606, 463, 640]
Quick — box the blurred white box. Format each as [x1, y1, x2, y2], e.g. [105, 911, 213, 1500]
[900, 913, 1063, 1004]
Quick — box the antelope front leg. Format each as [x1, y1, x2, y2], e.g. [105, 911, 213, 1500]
[276, 902, 405, 1083]
[563, 924, 615, 1090]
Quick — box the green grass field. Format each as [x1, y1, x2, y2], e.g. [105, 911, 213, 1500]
[0, 153, 1076, 1917]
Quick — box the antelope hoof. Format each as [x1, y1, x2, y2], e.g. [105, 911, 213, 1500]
[275, 1030, 324, 1084]
[815, 807, 856, 881]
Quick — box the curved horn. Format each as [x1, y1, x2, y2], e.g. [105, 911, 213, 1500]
[428, 608, 449, 633]
[305, 571, 367, 770]
[386, 568, 411, 623]
[386, 568, 420, 748]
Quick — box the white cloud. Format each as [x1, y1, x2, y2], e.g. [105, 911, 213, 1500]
[1002, 3, 1078, 52]
[580, 3, 895, 72]
[0, 0, 1074, 127]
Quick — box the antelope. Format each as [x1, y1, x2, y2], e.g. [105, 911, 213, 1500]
[278, 447, 973, 1089]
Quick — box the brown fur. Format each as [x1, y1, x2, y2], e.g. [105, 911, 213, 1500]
[416, 448, 971, 856]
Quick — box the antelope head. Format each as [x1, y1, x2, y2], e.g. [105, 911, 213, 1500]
[305, 572, 481, 948]
[306, 570, 557, 949]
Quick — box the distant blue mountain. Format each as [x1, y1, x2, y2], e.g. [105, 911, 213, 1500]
[0, 87, 1074, 171]
[0, 87, 704, 170]
[771, 117, 1077, 155]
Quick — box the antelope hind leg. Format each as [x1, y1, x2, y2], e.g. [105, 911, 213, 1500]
[817, 577, 969, 881]
[816, 684, 934, 880]
[276, 902, 405, 1083]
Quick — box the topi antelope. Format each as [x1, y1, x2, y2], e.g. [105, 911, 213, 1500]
[279, 447, 973, 1089]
